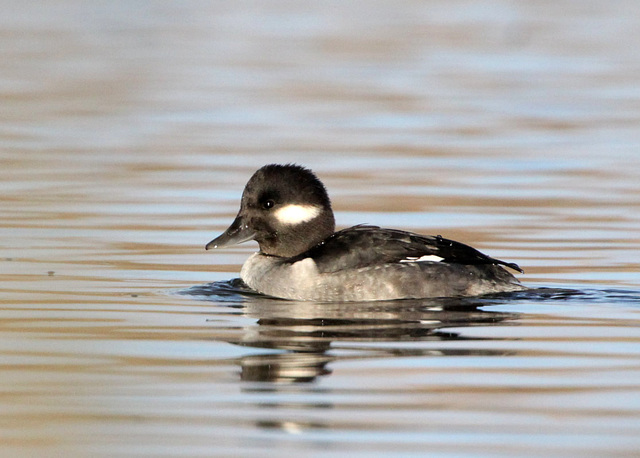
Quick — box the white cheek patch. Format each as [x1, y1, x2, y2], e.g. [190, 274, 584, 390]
[400, 255, 444, 263]
[273, 204, 322, 225]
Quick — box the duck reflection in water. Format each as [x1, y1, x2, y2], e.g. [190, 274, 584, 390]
[184, 279, 529, 384]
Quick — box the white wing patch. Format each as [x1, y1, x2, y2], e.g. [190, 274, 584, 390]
[399, 255, 444, 263]
[274, 204, 322, 225]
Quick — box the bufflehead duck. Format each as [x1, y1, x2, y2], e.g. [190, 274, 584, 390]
[206, 164, 525, 301]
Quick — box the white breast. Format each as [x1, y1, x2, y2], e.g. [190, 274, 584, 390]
[240, 253, 321, 300]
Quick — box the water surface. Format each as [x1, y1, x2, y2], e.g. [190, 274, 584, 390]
[2, 1, 640, 456]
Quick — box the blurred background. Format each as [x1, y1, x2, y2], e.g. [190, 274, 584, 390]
[1, 1, 639, 456]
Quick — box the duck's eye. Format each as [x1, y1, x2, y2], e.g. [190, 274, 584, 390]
[262, 199, 275, 210]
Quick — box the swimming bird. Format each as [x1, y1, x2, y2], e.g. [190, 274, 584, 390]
[206, 164, 525, 301]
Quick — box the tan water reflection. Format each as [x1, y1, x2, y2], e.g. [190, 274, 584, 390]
[185, 284, 524, 383]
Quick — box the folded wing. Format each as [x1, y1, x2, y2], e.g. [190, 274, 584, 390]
[296, 225, 523, 274]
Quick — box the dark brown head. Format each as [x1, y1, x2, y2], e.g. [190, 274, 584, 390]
[206, 164, 336, 257]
